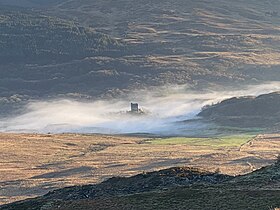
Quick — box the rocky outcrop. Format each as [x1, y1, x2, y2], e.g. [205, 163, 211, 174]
[43, 167, 232, 200]
[0, 167, 231, 210]
[2, 162, 280, 210]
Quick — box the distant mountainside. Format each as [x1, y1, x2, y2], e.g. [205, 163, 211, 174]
[0, 0, 61, 8]
[1, 161, 280, 210]
[1, 1, 280, 115]
[198, 91, 280, 128]
[0, 9, 120, 64]
[0, 7, 124, 116]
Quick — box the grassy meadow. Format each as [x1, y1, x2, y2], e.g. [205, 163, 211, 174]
[147, 135, 255, 147]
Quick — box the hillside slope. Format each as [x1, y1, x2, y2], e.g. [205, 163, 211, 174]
[32, 0, 280, 84]
[0, 8, 120, 63]
[1, 161, 280, 210]
[1, 1, 280, 115]
[0, 7, 124, 116]
[198, 91, 280, 128]
[10, 0, 280, 80]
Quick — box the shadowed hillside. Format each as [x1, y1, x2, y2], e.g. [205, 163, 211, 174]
[0, 8, 120, 64]
[198, 91, 280, 128]
[1, 1, 280, 117]
[0, 7, 125, 116]
[1, 161, 280, 210]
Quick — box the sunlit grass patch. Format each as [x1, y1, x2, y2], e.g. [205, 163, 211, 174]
[147, 135, 255, 147]
[216, 126, 266, 134]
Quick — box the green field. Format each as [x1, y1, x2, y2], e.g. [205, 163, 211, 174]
[147, 135, 255, 147]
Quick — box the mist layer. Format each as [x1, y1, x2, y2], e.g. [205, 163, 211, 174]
[1, 82, 280, 135]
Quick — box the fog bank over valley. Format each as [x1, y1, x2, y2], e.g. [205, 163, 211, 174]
[1, 82, 280, 135]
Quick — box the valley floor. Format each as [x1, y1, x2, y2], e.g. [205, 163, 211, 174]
[0, 133, 280, 205]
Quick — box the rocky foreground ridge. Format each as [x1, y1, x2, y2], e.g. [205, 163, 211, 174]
[2, 160, 280, 209]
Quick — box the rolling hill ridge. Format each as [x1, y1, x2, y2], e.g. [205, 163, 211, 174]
[198, 91, 280, 128]
[1, 160, 280, 210]
[1, 0, 280, 115]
